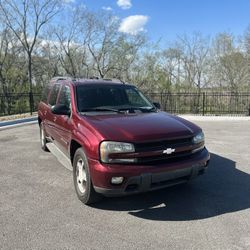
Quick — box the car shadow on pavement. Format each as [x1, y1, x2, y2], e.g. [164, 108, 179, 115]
[93, 153, 250, 221]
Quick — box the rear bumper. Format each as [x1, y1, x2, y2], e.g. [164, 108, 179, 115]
[89, 148, 210, 196]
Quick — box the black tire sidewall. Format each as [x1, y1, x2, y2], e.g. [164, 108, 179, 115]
[40, 123, 48, 151]
[73, 148, 93, 204]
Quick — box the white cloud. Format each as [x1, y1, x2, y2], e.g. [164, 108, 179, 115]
[119, 15, 149, 35]
[117, 0, 132, 10]
[102, 6, 113, 11]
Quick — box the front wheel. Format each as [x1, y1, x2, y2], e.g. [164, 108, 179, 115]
[73, 148, 101, 205]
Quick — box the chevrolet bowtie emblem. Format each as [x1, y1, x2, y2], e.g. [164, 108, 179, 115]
[163, 148, 175, 155]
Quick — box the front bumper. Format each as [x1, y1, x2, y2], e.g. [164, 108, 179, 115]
[89, 148, 210, 196]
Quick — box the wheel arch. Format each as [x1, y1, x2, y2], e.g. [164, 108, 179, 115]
[70, 139, 82, 164]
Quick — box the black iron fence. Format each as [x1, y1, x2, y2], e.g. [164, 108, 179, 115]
[0, 93, 42, 116]
[147, 92, 250, 116]
[0, 92, 250, 117]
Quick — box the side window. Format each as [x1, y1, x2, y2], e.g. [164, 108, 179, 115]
[41, 84, 52, 103]
[48, 84, 60, 106]
[58, 85, 71, 108]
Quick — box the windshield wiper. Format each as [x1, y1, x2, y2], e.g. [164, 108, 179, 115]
[80, 107, 156, 114]
[123, 107, 156, 112]
[138, 107, 157, 112]
[80, 108, 123, 113]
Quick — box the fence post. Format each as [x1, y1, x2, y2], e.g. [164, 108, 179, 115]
[160, 92, 163, 111]
[202, 92, 205, 116]
[29, 91, 33, 115]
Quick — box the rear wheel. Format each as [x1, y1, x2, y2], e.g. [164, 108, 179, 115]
[40, 123, 49, 152]
[73, 148, 101, 204]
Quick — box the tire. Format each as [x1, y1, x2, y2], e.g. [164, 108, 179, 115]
[40, 123, 49, 152]
[73, 148, 101, 205]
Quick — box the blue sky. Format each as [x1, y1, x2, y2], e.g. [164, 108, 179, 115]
[67, 0, 250, 42]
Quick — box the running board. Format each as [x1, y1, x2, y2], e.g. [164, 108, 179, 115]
[46, 142, 72, 171]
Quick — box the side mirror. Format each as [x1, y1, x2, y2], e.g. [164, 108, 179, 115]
[51, 104, 71, 116]
[153, 102, 161, 109]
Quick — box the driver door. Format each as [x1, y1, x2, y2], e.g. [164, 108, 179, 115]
[53, 84, 72, 156]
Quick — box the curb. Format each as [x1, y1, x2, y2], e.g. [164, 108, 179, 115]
[0, 114, 249, 131]
[0, 117, 37, 131]
[179, 115, 250, 121]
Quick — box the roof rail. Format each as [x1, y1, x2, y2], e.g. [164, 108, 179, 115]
[50, 76, 74, 82]
[103, 78, 126, 84]
[89, 76, 99, 80]
[49, 76, 126, 84]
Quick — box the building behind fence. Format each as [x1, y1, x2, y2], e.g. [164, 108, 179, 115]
[0, 92, 250, 116]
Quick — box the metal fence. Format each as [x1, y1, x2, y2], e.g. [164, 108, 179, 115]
[147, 92, 250, 116]
[0, 92, 250, 117]
[0, 93, 42, 116]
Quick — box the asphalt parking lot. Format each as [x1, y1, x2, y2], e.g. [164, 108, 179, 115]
[0, 118, 250, 250]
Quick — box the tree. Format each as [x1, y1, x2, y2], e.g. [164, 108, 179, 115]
[33, 35, 61, 84]
[175, 33, 210, 92]
[243, 26, 250, 91]
[0, 0, 60, 113]
[0, 27, 27, 114]
[84, 11, 146, 79]
[210, 33, 249, 92]
[107, 33, 146, 81]
[161, 47, 183, 90]
[51, 6, 91, 78]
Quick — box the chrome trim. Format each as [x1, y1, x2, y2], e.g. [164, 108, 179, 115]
[192, 146, 205, 154]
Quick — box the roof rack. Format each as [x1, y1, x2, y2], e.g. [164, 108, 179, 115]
[50, 76, 74, 83]
[103, 78, 126, 84]
[49, 76, 126, 84]
[89, 76, 99, 80]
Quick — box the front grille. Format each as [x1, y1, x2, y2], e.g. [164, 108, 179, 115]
[134, 136, 194, 164]
[136, 151, 192, 164]
[134, 137, 192, 151]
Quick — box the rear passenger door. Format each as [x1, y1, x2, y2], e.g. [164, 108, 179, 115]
[46, 83, 61, 139]
[38, 84, 52, 130]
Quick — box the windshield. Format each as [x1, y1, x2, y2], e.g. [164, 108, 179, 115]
[76, 84, 154, 113]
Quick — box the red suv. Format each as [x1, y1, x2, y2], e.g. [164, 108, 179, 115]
[38, 77, 210, 204]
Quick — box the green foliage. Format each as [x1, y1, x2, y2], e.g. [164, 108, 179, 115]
[0, 4, 250, 116]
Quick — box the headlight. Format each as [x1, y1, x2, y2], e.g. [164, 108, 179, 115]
[192, 131, 204, 144]
[100, 141, 135, 163]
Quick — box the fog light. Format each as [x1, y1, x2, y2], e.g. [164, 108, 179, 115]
[111, 177, 124, 185]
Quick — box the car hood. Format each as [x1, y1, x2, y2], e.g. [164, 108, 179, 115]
[81, 111, 200, 142]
